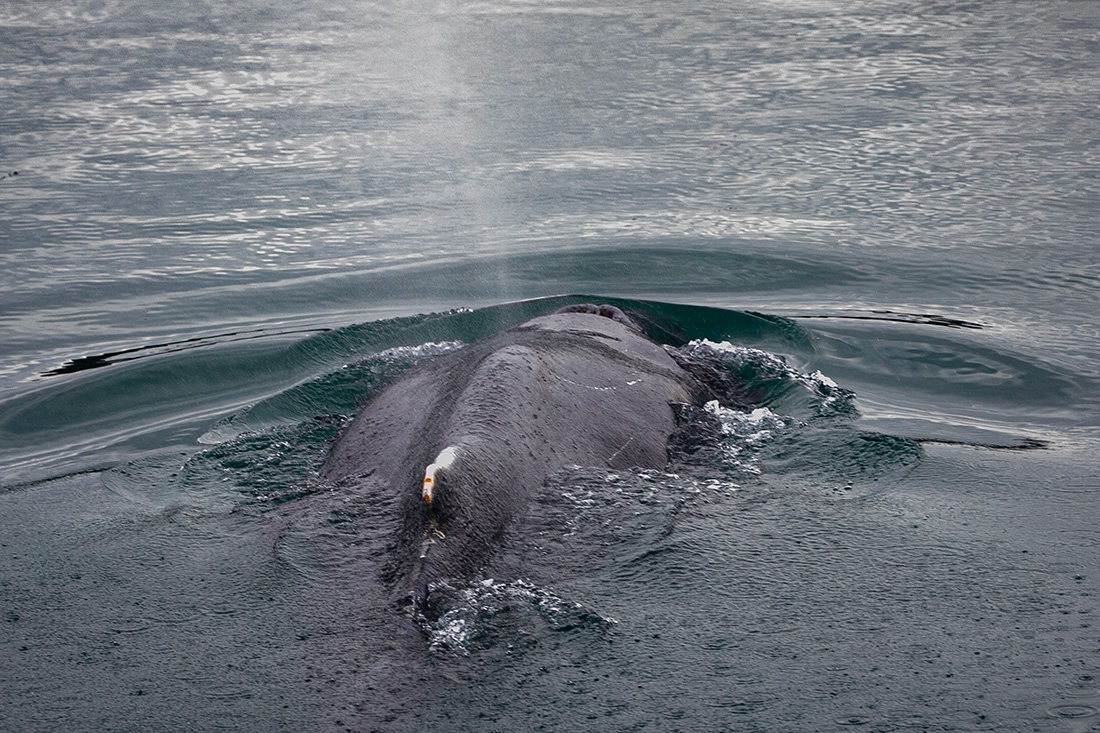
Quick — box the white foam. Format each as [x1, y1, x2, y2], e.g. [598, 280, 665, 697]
[425, 578, 616, 654]
[703, 400, 788, 474]
[369, 340, 464, 364]
[686, 339, 789, 372]
[681, 339, 850, 412]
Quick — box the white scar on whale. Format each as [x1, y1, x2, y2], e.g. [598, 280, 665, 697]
[422, 445, 460, 505]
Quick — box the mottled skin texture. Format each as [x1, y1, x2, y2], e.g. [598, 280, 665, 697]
[319, 306, 704, 608]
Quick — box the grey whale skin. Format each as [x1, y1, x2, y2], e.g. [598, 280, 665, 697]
[319, 305, 706, 609]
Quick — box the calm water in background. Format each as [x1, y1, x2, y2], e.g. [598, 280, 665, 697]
[2, 0, 1100, 730]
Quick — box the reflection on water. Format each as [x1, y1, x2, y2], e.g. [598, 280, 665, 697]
[2, 0, 1098, 390]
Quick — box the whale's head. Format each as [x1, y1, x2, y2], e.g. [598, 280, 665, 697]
[552, 303, 641, 331]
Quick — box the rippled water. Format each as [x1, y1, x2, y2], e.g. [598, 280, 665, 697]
[4, 0, 1099, 380]
[2, 0, 1099, 730]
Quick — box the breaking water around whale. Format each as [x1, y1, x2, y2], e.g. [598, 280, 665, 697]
[5, 295, 1095, 731]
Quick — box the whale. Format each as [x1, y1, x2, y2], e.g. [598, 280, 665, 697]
[319, 304, 708, 611]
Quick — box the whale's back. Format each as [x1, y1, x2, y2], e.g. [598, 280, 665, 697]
[318, 309, 701, 606]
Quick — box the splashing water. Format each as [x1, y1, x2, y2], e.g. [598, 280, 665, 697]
[703, 401, 788, 475]
[678, 338, 856, 420]
[423, 578, 617, 655]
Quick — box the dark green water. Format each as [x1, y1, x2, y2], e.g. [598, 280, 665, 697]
[2, 0, 1099, 731]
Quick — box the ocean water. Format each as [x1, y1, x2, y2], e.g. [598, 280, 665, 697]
[2, 0, 1099, 730]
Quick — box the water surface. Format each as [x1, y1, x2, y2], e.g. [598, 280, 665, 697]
[2, 0, 1099, 730]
